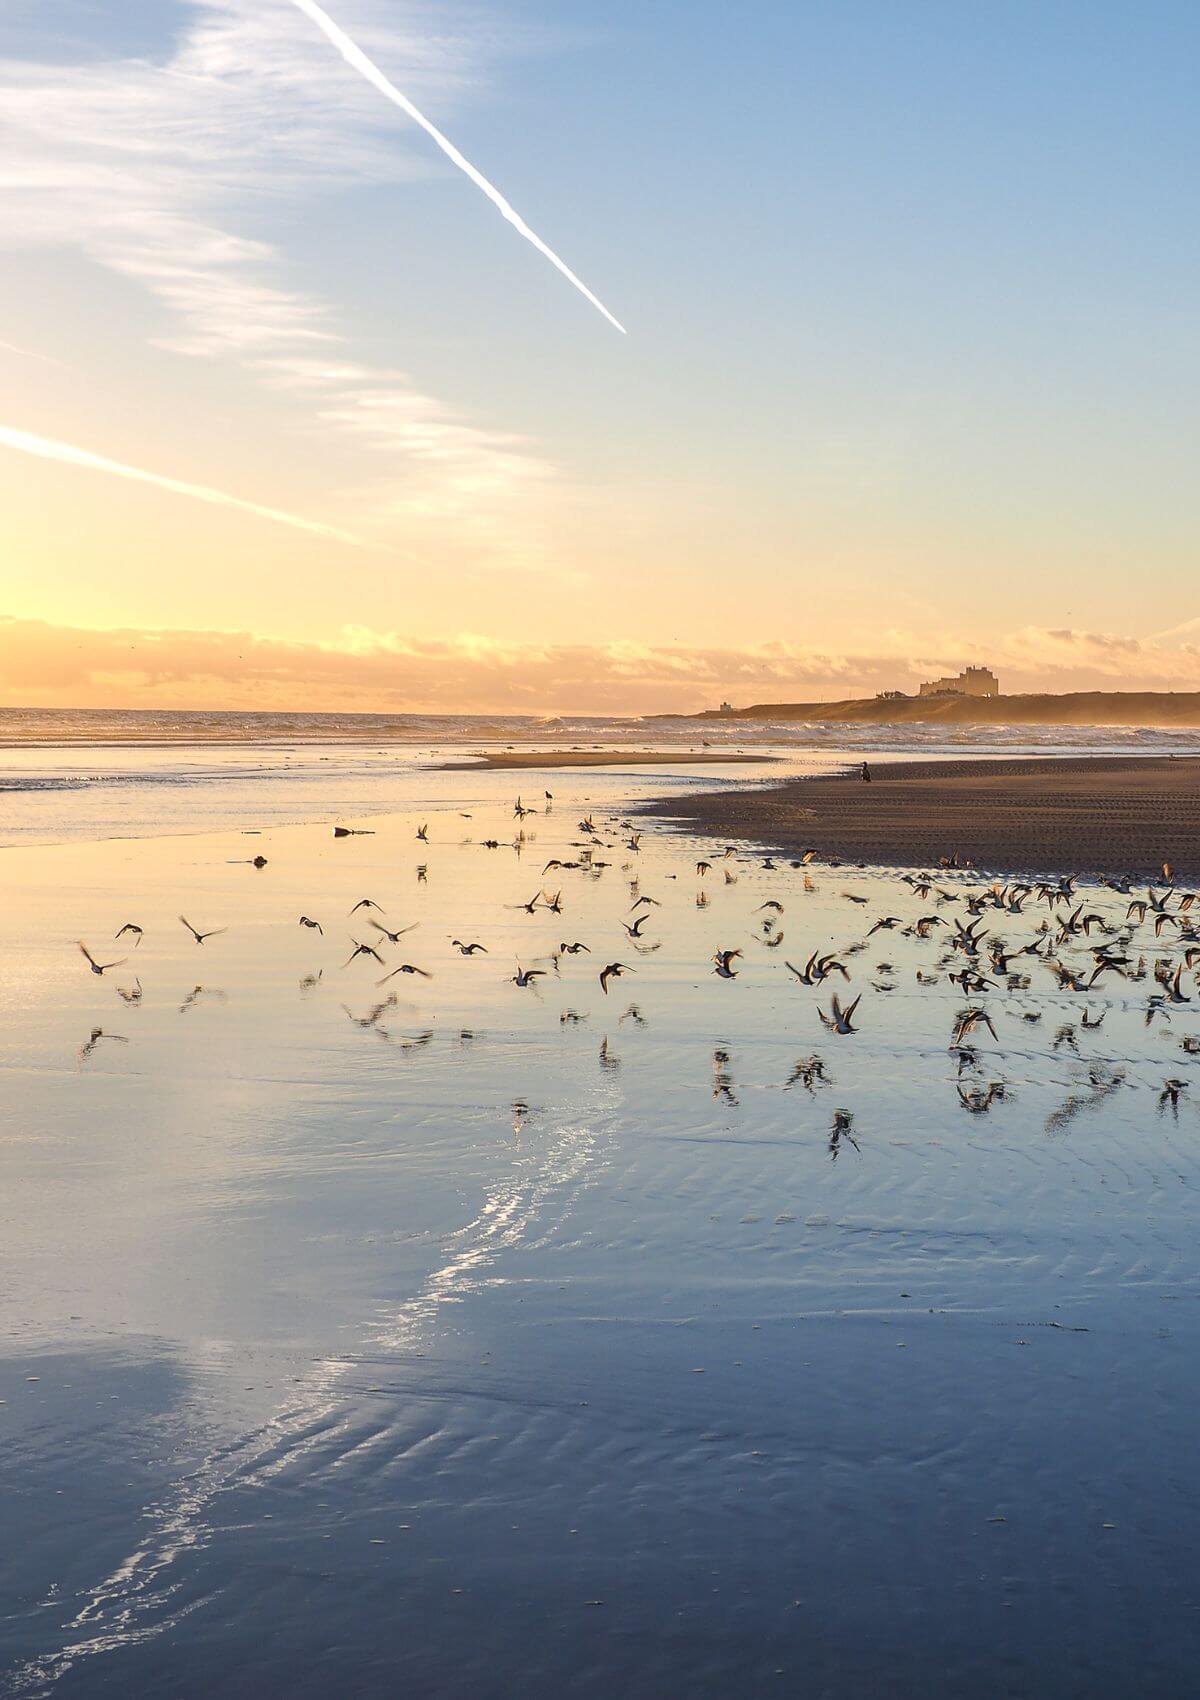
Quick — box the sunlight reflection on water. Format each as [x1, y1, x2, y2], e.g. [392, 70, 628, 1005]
[3, 756, 1200, 1697]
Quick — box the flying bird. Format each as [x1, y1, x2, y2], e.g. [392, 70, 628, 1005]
[600, 963, 633, 995]
[342, 940, 385, 967]
[370, 920, 418, 944]
[817, 992, 861, 1034]
[179, 916, 227, 945]
[78, 942, 127, 977]
[378, 962, 432, 982]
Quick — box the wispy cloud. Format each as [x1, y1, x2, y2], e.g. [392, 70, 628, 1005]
[0, 426, 365, 544]
[287, 0, 625, 332]
[0, 1, 570, 561]
[5, 616, 1200, 714]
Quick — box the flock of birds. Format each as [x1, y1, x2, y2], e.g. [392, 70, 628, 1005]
[70, 791, 1199, 1143]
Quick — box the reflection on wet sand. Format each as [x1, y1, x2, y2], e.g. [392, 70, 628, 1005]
[5, 770, 1200, 1695]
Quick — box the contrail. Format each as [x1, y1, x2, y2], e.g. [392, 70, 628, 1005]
[0, 426, 364, 545]
[0, 337, 62, 366]
[286, 0, 626, 334]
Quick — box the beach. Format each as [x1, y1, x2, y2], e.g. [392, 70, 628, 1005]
[648, 754, 1200, 878]
[5, 728, 1200, 1697]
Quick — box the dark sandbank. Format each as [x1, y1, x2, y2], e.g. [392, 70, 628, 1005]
[642, 755, 1200, 879]
[433, 750, 779, 771]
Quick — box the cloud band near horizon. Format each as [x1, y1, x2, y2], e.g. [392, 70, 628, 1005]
[2, 615, 1199, 716]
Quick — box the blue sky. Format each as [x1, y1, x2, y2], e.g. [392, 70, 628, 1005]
[2, 0, 1199, 709]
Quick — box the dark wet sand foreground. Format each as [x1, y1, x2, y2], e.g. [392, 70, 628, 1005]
[435, 749, 779, 771]
[645, 754, 1200, 878]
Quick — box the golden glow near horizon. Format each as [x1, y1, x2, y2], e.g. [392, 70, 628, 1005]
[3, 0, 1200, 709]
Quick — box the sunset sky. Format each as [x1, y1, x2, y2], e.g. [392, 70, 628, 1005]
[3, 0, 1200, 712]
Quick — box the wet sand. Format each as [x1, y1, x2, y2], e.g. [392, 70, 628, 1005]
[435, 749, 778, 771]
[646, 754, 1200, 877]
[9, 758, 1200, 1694]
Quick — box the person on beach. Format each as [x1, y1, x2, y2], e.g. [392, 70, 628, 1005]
[861, 761, 872, 783]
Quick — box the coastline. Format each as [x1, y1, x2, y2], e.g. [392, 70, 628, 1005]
[639, 754, 1200, 878]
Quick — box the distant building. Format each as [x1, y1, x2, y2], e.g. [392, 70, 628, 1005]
[717, 701, 734, 713]
[918, 665, 999, 699]
[876, 689, 908, 701]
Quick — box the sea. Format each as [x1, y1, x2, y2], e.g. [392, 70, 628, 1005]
[2, 709, 1200, 1697]
[3, 705, 1200, 848]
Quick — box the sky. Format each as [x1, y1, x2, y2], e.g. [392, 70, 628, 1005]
[3, 0, 1200, 713]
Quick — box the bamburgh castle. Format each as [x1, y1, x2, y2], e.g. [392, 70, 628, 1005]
[917, 665, 999, 699]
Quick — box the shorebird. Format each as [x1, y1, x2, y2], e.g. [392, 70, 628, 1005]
[298, 916, 323, 934]
[77, 942, 127, 976]
[510, 964, 547, 988]
[786, 952, 849, 986]
[115, 923, 143, 946]
[622, 914, 651, 940]
[342, 941, 385, 968]
[179, 916, 227, 945]
[559, 941, 591, 955]
[951, 1006, 997, 1045]
[350, 898, 384, 915]
[951, 918, 989, 957]
[817, 992, 861, 1034]
[599, 962, 633, 995]
[370, 920, 418, 944]
[1165, 964, 1191, 1004]
[378, 962, 432, 982]
[416, 824, 429, 842]
[451, 940, 488, 955]
[712, 949, 742, 979]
